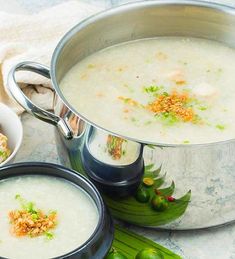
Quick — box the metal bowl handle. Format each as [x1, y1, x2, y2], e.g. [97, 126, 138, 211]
[7, 61, 73, 139]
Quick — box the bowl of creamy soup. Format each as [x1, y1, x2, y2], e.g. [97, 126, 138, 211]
[0, 103, 23, 166]
[0, 162, 113, 259]
[7, 1, 235, 229]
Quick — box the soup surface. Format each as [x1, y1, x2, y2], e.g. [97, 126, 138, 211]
[0, 175, 98, 259]
[60, 37, 235, 144]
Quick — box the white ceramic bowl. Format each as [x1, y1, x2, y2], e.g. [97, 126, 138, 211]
[0, 103, 23, 166]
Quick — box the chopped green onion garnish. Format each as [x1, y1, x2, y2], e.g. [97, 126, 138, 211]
[143, 85, 163, 94]
[155, 112, 179, 126]
[31, 213, 39, 221]
[216, 124, 225, 131]
[44, 231, 54, 240]
[15, 194, 20, 200]
[198, 106, 208, 111]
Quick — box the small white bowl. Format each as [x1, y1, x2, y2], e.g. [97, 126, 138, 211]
[0, 103, 23, 166]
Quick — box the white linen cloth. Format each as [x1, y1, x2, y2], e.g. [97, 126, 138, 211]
[0, 1, 101, 114]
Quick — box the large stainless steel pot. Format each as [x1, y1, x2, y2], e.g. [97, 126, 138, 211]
[8, 0, 235, 230]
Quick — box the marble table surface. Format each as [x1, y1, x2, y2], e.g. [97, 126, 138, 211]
[2, 0, 235, 258]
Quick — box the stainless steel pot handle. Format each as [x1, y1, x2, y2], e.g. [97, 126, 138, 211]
[7, 61, 73, 139]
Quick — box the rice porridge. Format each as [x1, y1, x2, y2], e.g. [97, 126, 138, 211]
[0, 175, 98, 259]
[60, 37, 235, 144]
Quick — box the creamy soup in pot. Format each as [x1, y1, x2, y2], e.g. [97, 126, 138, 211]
[60, 37, 235, 144]
[0, 175, 98, 259]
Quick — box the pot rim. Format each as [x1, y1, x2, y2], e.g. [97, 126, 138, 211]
[51, 0, 235, 148]
[0, 162, 111, 259]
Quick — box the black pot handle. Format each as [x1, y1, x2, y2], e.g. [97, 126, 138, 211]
[7, 61, 73, 139]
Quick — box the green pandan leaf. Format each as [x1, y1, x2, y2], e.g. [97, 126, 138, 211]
[144, 163, 155, 171]
[104, 190, 191, 226]
[103, 164, 190, 226]
[145, 165, 162, 178]
[70, 153, 191, 227]
[159, 181, 175, 196]
[112, 225, 181, 259]
[153, 174, 166, 189]
[144, 180, 175, 198]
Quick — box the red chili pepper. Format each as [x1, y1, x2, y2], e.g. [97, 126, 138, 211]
[167, 196, 175, 202]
